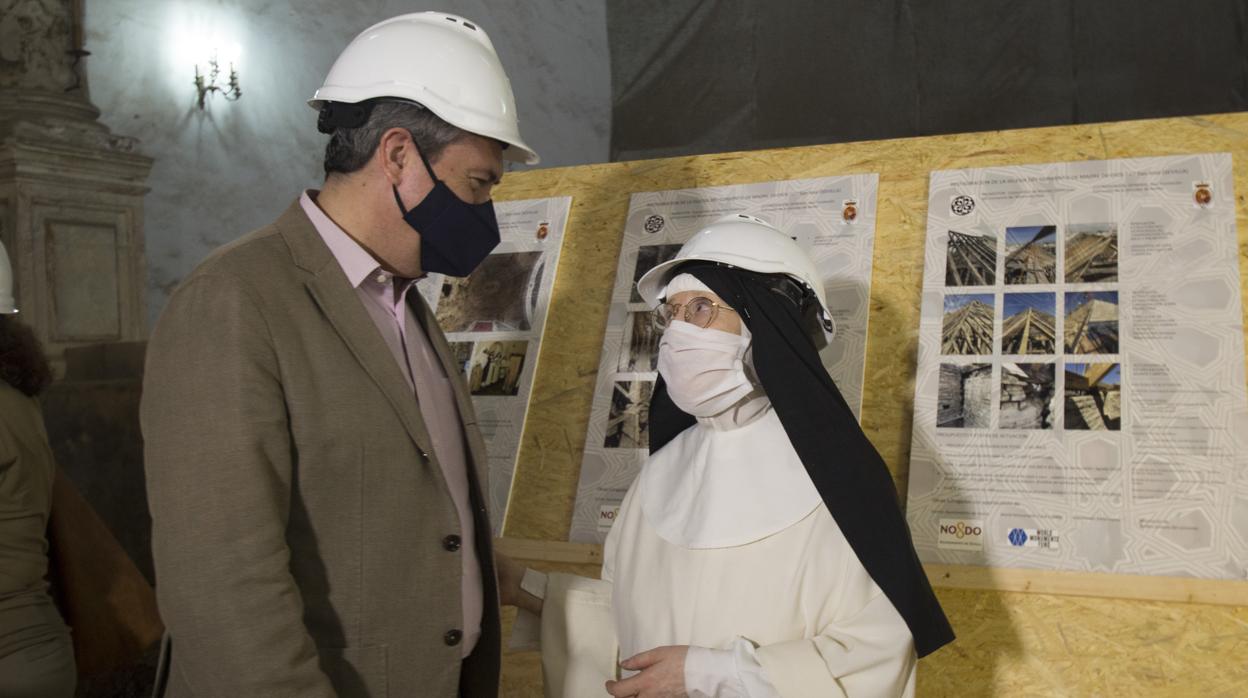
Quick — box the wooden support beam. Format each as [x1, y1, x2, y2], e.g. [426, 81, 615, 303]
[495, 538, 1248, 607]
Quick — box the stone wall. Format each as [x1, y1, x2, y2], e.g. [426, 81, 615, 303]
[82, 0, 611, 328]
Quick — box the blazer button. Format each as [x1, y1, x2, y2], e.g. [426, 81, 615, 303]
[442, 534, 462, 552]
[444, 629, 463, 646]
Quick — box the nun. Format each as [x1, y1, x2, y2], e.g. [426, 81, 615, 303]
[529, 214, 954, 698]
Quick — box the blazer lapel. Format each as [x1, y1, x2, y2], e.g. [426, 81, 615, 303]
[275, 199, 437, 459]
[306, 273, 437, 458]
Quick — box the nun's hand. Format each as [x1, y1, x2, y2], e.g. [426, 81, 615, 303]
[606, 645, 689, 697]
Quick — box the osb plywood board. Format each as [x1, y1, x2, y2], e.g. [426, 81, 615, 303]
[918, 587, 1248, 697]
[492, 113, 1248, 696]
[504, 586, 1248, 697]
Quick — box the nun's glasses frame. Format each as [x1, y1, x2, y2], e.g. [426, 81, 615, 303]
[653, 296, 738, 329]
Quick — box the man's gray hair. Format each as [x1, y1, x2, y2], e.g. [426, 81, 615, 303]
[322, 101, 467, 177]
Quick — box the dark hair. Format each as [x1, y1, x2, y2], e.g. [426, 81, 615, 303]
[0, 315, 52, 397]
[322, 101, 467, 177]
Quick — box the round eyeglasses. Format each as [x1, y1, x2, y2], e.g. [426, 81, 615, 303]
[653, 296, 738, 329]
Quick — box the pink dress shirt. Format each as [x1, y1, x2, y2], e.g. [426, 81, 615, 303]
[300, 191, 483, 657]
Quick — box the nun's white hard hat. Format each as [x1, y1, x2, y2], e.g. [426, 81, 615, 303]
[635, 213, 835, 336]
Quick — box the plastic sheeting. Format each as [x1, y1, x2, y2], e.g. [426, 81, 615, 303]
[608, 0, 1248, 161]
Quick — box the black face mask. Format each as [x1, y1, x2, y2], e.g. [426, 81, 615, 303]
[393, 149, 500, 277]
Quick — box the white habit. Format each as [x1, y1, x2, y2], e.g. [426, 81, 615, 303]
[536, 406, 917, 697]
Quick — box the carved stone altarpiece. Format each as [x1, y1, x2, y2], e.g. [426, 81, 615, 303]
[1, 0, 153, 371]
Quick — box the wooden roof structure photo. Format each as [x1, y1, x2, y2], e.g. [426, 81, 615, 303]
[945, 230, 997, 286]
[942, 295, 995, 354]
[1065, 292, 1119, 354]
[1005, 226, 1057, 284]
[1065, 225, 1119, 282]
[1064, 363, 1122, 430]
[1002, 293, 1057, 354]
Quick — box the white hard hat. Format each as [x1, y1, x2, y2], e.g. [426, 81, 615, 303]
[309, 12, 539, 165]
[636, 214, 835, 336]
[0, 240, 17, 314]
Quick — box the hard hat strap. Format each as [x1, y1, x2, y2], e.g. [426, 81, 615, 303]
[316, 101, 376, 134]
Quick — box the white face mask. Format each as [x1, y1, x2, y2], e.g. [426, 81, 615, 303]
[657, 320, 754, 417]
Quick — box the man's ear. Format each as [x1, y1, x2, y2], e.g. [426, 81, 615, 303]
[377, 127, 415, 186]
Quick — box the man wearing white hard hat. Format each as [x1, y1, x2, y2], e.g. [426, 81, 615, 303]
[142, 13, 540, 697]
[530, 216, 953, 697]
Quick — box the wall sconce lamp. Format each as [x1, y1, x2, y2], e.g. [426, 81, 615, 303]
[194, 52, 241, 109]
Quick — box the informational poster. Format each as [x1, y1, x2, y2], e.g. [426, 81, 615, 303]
[569, 175, 880, 543]
[907, 154, 1248, 580]
[419, 196, 572, 534]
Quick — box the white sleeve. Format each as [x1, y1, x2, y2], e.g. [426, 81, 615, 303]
[684, 638, 781, 698]
[528, 490, 628, 695]
[538, 572, 618, 698]
[754, 588, 917, 698]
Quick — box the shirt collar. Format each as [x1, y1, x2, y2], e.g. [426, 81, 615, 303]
[300, 189, 391, 290]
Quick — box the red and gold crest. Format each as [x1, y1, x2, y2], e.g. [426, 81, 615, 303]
[1194, 183, 1212, 207]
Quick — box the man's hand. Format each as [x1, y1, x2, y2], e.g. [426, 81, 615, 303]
[494, 551, 542, 615]
[605, 645, 689, 698]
